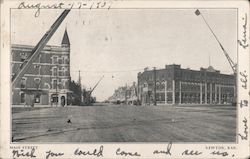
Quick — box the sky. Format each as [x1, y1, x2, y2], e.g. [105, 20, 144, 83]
[11, 8, 237, 101]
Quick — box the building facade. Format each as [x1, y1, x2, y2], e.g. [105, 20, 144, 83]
[137, 64, 236, 105]
[11, 29, 71, 106]
[108, 82, 137, 105]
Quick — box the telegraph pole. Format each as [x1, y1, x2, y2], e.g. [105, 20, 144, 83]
[78, 70, 81, 87]
[56, 65, 58, 107]
[78, 70, 83, 104]
[153, 67, 157, 106]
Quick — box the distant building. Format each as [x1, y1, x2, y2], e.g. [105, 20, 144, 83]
[11, 29, 71, 106]
[137, 64, 236, 105]
[108, 82, 137, 105]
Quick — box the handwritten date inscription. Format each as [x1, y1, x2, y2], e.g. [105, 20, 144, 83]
[18, 1, 112, 17]
[18, 2, 64, 17]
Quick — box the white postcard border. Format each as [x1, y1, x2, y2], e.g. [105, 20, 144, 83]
[1, 0, 249, 159]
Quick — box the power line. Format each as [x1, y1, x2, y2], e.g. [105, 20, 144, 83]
[70, 68, 145, 74]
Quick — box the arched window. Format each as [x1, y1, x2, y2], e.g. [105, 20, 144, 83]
[20, 77, 26, 88]
[34, 78, 41, 89]
[35, 94, 40, 103]
[52, 67, 57, 76]
[20, 92, 25, 103]
[156, 82, 160, 90]
[161, 81, 165, 90]
[20, 52, 27, 62]
[52, 79, 57, 89]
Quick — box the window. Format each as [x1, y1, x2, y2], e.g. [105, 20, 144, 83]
[58, 58, 62, 64]
[35, 94, 40, 103]
[20, 92, 25, 103]
[39, 54, 42, 63]
[156, 82, 160, 90]
[34, 78, 41, 89]
[52, 56, 58, 64]
[53, 67, 57, 76]
[38, 66, 41, 75]
[62, 67, 67, 76]
[64, 80, 69, 89]
[20, 78, 26, 88]
[61, 67, 65, 76]
[63, 57, 69, 64]
[161, 82, 165, 90]
[34, 65, 41, 75]
[61, 80, 65, 89]
[52, 79, 57, 89]
[20, 52, 27, 62]
[51, 94, 58, 103]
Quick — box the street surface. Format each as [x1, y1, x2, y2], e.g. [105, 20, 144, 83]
[12, 104, 236, 142]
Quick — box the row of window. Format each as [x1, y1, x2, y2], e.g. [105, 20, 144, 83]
[17, 52, 69, 64]
[20, 93, 40, 104]
[20, 78, 41, 89]
[20, 78, 69, 89]
[52, 67, 68, 77]
[52, 56, 69, 65]
[52, 79, 69, 90]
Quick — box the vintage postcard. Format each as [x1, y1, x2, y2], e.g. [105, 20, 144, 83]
[0, 0, 249, 158]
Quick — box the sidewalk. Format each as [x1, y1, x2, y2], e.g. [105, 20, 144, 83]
[12, 104, 52, 108]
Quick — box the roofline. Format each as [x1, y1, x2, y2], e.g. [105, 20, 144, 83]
[139, 64, 234, 76]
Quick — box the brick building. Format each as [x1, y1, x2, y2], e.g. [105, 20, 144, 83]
[137, 64, 236, 105]
[11, 29, 71, 106]
[108, 82, 137, 104]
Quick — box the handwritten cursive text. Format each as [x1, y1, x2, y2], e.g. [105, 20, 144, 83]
[18, 2, 64, 17]
[45, 150, 64, 159]
[239, 100, 248, 108]
[116, 148, 141, 156]
[238, 13, 249, 49]
[12, 148, 36, 158]
[238, 117, 248, 140]
[211, 150, 229, 157]
[74, 145, 104, 157]
[240, 71, 247, 89]
[153, 142, 172, 156]
[182, 149, 202, 155]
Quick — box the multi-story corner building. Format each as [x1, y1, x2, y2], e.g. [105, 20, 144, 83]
[11, 29, 71, 106]
[137, 64, 236, 105]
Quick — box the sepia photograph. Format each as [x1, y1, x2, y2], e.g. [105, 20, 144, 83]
[1, 0, 249, 158]
[10, 7, 238, 143]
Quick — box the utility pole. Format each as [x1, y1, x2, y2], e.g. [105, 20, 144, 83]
[78, 70, 81, 87]
[153, 67, 157, 106]
[56, 66, 58, 107]
[78, 70, 83, 104]
[125, 83, 128, 105]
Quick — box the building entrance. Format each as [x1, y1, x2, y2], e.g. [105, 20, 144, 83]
[61, 96, 66, 106]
